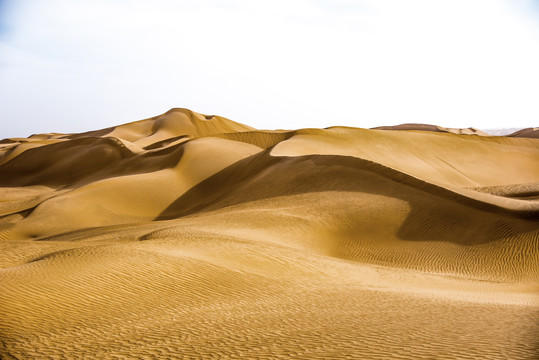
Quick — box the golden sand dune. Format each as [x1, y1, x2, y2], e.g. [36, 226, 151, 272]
[0, 109, 538, 359]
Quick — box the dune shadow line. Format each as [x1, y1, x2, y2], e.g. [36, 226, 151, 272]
[156, 150, 538, 245]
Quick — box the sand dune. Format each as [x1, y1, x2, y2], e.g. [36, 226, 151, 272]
[372, 123, 489, 136]
[1, 109, 538, 359]
[509, 127, 539, 139]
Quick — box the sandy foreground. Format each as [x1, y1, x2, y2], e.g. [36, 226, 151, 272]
[0, 109, 538, 359]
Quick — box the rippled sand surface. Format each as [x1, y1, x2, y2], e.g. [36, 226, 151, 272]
[1, 109, 538, 359]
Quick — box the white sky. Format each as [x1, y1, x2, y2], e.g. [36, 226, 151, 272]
[1, 0, 539, 138]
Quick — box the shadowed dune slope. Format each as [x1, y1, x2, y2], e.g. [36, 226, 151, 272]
[509, 127, 539, 138]
[157, 150, 538, 281]
[0, 108, 254, 168]
[1, 109, 538, 359]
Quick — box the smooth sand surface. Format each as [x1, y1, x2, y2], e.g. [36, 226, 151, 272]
[1, 108, 538, 359]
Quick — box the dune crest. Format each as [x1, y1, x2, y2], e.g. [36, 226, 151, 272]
[1, 109, 538, 359]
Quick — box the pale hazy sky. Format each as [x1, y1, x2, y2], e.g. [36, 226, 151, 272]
[1, 0, 539, 138]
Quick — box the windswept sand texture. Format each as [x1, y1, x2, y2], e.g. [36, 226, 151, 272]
[1, 108, 538, 359]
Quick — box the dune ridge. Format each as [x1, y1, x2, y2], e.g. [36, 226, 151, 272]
[0, 109, 538, 359]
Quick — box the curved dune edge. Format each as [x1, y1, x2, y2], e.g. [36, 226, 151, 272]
[1, 109, 538, 359]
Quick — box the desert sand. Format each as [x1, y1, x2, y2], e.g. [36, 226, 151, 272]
[0, 108, 538, 359]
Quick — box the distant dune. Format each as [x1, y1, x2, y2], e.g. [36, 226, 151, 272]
[1, 109, 538, 359]
[508, 127, 539, 138]
[371, 123, 489, 136]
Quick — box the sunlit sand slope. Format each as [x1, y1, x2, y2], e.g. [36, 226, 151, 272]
[0, 109, 538, 359]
